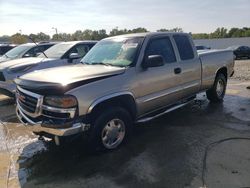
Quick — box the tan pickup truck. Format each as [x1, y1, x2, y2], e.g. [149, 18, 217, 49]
[15, 32, 234, 151]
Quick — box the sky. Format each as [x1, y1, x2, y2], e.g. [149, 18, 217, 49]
[0, 0, 249, 36]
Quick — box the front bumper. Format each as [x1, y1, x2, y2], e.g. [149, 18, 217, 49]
[16, 104, 90, 137]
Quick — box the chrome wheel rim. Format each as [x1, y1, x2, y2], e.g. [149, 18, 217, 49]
[101, 118, 125, 149]
[216, 79, 224, 97]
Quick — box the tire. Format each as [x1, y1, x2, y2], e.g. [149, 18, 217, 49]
[206, 73, 227, 103]
[87, 106, 132, 152]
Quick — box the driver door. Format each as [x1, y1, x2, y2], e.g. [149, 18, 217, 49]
[134, 36, 183, 116]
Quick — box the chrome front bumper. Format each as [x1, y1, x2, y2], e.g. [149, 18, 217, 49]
[16, 105, 89, 137]
[15, 86, 90, 137]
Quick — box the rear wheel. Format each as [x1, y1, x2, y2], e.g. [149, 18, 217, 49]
[206, 73, 227, 103]
[88, 107, 132, 151]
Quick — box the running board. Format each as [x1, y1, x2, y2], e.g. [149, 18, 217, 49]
[136, 101, 192, 123]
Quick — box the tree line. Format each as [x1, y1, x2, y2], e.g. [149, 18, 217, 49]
[0, 27, 249, 44]
[192, 27, 250, 39]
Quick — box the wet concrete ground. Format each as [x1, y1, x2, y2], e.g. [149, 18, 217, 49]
[0, 74, 250, 188]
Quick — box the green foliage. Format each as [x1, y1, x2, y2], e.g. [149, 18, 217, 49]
[157, 28, 183, 32]
[29, 32, 50, 42]
[1, 27, 250, 44]
[192, 27, 250, 39]
[10, 33, 28, 44]
[109, 27, 148, 36]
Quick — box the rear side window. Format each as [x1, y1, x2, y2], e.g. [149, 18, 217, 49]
[146, 37, 176, 63]
[173, 35, 194, 60]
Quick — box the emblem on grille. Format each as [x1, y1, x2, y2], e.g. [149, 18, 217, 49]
[17, 92, 26, 102]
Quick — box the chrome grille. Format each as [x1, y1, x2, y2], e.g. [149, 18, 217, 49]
[0, 72, 5, 81]
[16, 86, 43, 116]
[17, 89, 38, 113]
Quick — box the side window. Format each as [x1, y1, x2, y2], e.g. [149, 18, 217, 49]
[24, 47, 36, 57]
[173, 35, 194, 60]
[34, 46, 45, 56]
[68, 44, 90, 58]
[24, 46, 45, 57]
[43, 44, 52, 51]
[145, 37, 176, 63]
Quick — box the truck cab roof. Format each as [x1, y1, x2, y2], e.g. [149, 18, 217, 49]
[105, 32, 189, 40]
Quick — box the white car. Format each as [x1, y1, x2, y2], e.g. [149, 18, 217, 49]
[0, 41, 97, 97]
[0, 42, 56, 63]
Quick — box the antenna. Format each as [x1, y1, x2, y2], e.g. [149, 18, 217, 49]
[28, 36, 48, 58]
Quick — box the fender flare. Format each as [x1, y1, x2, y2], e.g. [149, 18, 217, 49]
[87, 91, 136, 114]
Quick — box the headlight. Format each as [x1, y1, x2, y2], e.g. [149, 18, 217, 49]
[44, 95, 78, 108]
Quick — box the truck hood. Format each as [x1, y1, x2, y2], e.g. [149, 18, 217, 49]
[15, 64, 126, 94]
[0, 57, 53, 70]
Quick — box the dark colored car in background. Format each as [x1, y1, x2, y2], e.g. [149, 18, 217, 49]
[228, 45, 250, 59]
[0, 42, 57, 63]
[0, 44, 17, 56]
[196, 45, 211, 51]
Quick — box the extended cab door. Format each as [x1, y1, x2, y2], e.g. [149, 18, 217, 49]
[135, 36, 184, 116]
[172, 34, 202, 99]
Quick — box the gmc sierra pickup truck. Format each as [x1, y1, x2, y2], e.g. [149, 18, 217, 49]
[15, 32, 234, 151]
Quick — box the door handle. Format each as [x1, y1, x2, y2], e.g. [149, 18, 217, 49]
[174, 68, 182, 74]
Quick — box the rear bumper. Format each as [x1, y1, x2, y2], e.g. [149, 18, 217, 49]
[16, 106, 89, 136]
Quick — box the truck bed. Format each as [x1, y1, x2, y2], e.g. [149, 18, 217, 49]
[198, 49, 235, 90]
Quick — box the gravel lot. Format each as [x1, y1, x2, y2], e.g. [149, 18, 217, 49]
[232, 60, 250, 81]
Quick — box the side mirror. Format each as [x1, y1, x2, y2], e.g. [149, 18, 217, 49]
[142, 55, 164, 69]
[36, 52, 42, 56]
[69, 53, 80, 60]
[23, 54, 32, 58]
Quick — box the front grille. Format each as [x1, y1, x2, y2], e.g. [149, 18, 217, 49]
[17, 88, 38, 113]
[0, 72, 5, 81]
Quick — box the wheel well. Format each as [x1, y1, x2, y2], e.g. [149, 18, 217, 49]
[216, 67, 227, 80]
[89, 95, 137, 121]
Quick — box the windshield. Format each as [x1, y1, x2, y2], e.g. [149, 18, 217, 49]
[5, 45, 32, 58]
[81, 37, 143, 67]
[38, 43, 74, 59]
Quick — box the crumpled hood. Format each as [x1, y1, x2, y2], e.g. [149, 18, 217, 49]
[20, 64, 125, 85]
[15, 64, 126, 94]
[0, 57, 53, 70]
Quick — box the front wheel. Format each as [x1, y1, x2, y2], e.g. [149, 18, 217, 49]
[206, 73, 227, 103]
[88, 107, 132, 151]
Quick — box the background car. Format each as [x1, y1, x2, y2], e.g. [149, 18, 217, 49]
[0, 42, 57, 63]
[0, 40, 97, 97]
[196, 45, 211, 51]
[228, 46, 250, 59]
[0, 44, 17, 57]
